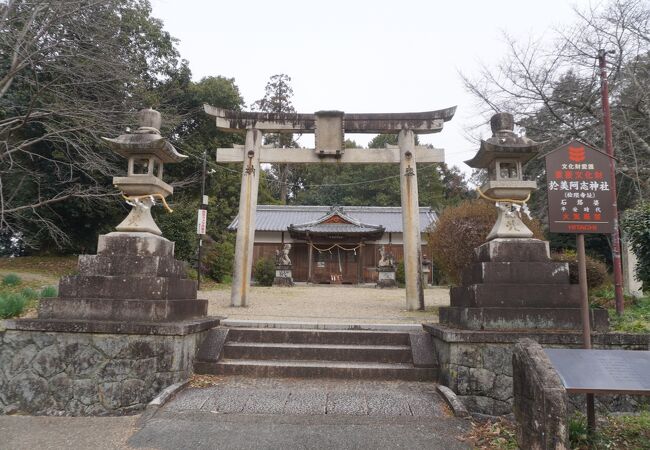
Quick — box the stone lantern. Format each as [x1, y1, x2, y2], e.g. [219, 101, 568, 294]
[102, 108, 187, 235]
[465, 112, 540, 240]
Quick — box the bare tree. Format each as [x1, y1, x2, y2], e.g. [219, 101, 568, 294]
[461, 0, 650, 210]
[0, 0, 182, 248]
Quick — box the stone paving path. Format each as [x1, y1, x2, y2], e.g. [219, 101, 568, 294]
[204, 285, 449, 324]
[161, 378, 448, 417]
[127, 377, 471, 450]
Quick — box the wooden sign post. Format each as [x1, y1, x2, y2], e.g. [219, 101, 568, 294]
[545, 139, 616, 433]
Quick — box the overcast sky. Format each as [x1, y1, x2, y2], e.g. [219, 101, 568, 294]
[150, 0, 592, 173]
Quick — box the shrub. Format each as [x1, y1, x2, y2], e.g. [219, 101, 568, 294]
[154, 198, 198, 262]
[2, 273, 21, 286]
[40, 286, 58, 298]
[551, 250, 609, 289]
[622, 203, 650, 292]
[609, 296, 650, 333]
[0, 293, 27, 318]
[253, 257, 275, 286]
[428, 200, 545, 285]
[204, 236, 235, 283]
[20, 287, 39, 301]
[568, 413, 591, 449]
[185, 267, 198, 280]
[396, 260, 405, 285]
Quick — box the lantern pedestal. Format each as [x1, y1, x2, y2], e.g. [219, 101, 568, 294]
[37, 232, 208, 322]
[439, 238, 609, 331]
[486, 203, 534, 240]
[116, 198, 162, 235]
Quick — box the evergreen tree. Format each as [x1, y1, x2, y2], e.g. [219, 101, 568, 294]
[252, 74, 298, 204]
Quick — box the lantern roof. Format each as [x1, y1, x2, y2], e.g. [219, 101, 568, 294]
[102, 109, 187, 164]
[465, 112, 541, 169]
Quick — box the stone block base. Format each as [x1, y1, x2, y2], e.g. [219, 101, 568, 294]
[42, 232, 205, 323]
[445, 238, 604, 332]
[376, 279, 397, 288]
[425, 324, 649, 416]
[273, 277, 294, 287]
[273, 265, 293, 287]
[376, 268, 397, 288]
[38, 297, 208, 322]
[0, 317, 219, 416]
[440, 306, 609, 331]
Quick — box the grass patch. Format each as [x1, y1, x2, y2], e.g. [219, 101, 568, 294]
[609, 296, 650, 333]
[590, 284, 650, 333]
[570, 411, 650, 449]
[40, 285, 58, 298]
[20, 287, 39, 301]
[465, 413, 650, 449]
[2, 273, 21, 286]
[591, 284, 637, 310]
[0, 292, 28, 318]
[464, 418, 518, 449]
[0, 274, 57, 319]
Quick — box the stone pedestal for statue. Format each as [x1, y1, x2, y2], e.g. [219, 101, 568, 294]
[273, 264, 294, 287]
[376, 266, 397, 288]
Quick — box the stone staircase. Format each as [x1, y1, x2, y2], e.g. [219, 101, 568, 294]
[194, 326, 437, 381]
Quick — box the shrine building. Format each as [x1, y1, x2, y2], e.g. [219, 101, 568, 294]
[229, 205, 436, 284]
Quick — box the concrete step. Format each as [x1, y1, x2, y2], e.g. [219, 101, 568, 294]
[221, 319, 423, 332]
[227, 328, 410, 346]
[222, 342, 413, 363]
[195, 359, 437, 381]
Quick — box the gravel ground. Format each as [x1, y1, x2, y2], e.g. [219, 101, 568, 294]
[203, 285, 449, 324]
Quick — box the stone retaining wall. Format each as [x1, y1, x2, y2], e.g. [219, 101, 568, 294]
[426, 324, 650, 416]
[0, 329, 208, 416]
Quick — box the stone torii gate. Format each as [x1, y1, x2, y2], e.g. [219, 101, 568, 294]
[204, 106, 456, 311]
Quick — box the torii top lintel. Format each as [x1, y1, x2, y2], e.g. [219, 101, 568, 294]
[203, 105, 456, 134]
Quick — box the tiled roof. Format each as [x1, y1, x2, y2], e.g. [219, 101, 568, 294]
[291, 223, 384, 233]
[228, 205, 437, 233]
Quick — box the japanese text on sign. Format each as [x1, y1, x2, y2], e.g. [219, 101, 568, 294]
[545, 141, 614, 234]
[196, 209, 207, 235]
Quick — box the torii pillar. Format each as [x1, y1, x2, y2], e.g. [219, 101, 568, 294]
[231, 129, 261, 307]
[204, 106, 455, 310]
[399, 129, 424, 310]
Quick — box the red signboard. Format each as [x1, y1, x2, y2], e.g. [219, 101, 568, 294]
[545, 140, 615, 234]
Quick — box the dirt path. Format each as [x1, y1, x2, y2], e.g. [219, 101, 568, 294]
[0, 270, 59, 286]
[203, 285, 449, 324]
